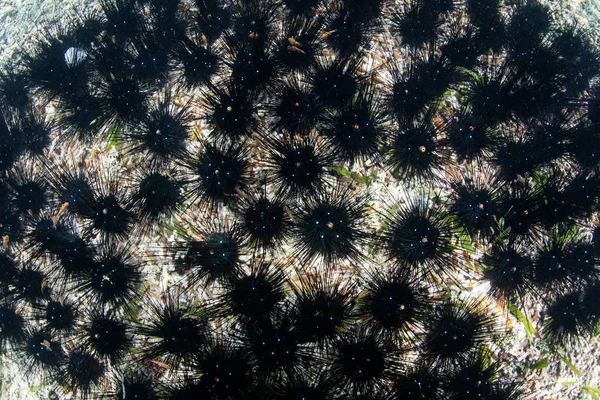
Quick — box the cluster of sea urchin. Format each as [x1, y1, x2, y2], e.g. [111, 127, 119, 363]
[1, 0, 599, 398]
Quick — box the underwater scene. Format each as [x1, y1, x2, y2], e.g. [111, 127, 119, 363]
[0, 0, 600, 398]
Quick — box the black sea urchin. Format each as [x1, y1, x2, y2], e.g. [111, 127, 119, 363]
[183, 142, 250, 210]
[391, 364, 443, 400]
[270, 77, 324, 136]
[112, 370, 160, 400]
[42, 297, 77, 333]
[125, 92, 192, 166]
[129, 169, 184, 230]
[309, 56, 362, 109]
[328, 323, 399, 395]
[81, 311, 131, 363]
[421, 299, 495, 372]
[236, 194, 293, 251]
[265, 136, 333, 200]
[290, 270, 357, 345]
[322, 85, 386, 166]
[358, 266, 429, 341]
[238, 310, 309, 381]
[74, 244, 141, 310]
[386, 114, 449, 182]
[56, 351, 105, 399]
[449, 174, 500, 240]
[174, 221, 245, 285]
[7, 169, 50, 214]
[138, 293, 210, 368]
[192, 340, 254, 400]
[0, 303, 25, 350]
[292, 187, 369, 265]
[381, 197, 454, 280]
[212, 261, 287, 324]
[481, 243, 536, 304]
[18, 328, 65, 375]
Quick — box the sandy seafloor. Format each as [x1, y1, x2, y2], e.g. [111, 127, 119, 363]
[0, 0, 600, 399]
